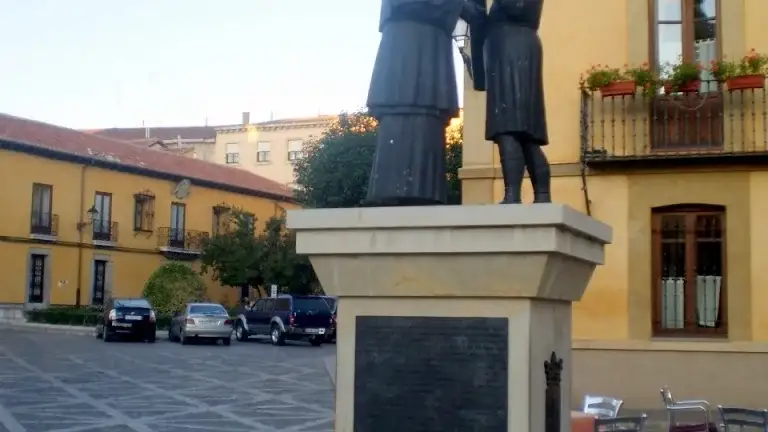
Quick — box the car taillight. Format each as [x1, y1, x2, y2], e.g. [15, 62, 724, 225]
[289, 313, 295, 326]
[149, 310, 156, 322]
[108, 309, 117, 320]
[224, 319, 232, 326]
[185, 318, 195, 325]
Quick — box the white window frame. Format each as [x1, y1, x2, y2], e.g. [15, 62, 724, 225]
[225, 143, 240, 164]
[257, 141, 271, 163]
[287, 139, 304, 161]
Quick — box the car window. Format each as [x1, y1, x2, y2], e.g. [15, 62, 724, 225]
[114, 299, 151, 308]
[263, 299, 275, 312]
[189, 305, 227, 315]
[252, 299, 265, 312]
[323, 298, 337, 311]
[275, 298, 290, 310]
[293, 297, 329, 312]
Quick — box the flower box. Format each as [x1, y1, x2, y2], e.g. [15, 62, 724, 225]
[599, 80, 637, 97]
[726, 74, 765, 91]
[664, 80, 701, 94]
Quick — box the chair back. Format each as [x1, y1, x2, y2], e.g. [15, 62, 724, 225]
[594, 414, 647, 432]
[719, 406, 768, 431]
[584, 395, 624, 418]
[661, 386, 676, 407]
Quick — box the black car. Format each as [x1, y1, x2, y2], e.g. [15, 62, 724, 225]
[320, 296, 337, 343]
[233, 295, 333, 346]
[96, 298, 157, 343]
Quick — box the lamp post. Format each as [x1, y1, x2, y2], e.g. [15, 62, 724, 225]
[77, 205, 99, 230]
[452, 19, 473, 81]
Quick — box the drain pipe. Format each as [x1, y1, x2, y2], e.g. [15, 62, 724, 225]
[75, 164, 87, 306]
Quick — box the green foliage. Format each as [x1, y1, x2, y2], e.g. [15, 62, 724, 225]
[200, 210, 264, 289]
[256, 216, 318, 295]
[293, 111, 378, 208]
[663, 57, 702, 90]
[293, 110, 464, 208]
[142, 262, 207, 315]
[199, 209, 318, 297]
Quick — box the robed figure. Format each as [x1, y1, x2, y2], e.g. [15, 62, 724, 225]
[365, 0, 486, 206]
[484, 0, 551, 204]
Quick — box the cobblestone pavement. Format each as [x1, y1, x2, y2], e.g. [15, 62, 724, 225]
[0, 331, 334, 432]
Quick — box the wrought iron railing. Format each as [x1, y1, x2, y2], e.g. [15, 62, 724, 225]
[580, 79, 768, 162]
[157, 227, 209, 252]
[30, 213, 58, 236]
[92, 220, 118, 242]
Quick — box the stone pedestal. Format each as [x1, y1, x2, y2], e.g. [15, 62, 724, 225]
[287, 204, 611, 432]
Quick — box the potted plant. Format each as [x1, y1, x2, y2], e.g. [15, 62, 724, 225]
[663, 58, 702, 94]
[710, 49, 768, 91]
[625, 62, 659, 97]
[580, 64, 636, 97]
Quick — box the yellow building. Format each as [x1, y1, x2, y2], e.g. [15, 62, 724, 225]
[0, 113, 296, 318]
[461, 0, 768, 407]
[215, 113, 335, 187]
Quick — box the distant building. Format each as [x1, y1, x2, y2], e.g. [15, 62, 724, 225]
[85, 125, 219, 162]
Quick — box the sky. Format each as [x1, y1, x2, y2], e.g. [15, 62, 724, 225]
[0, 0, 464, 129]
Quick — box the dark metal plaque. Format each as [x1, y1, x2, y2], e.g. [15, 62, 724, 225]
[354, 316, 508, 432]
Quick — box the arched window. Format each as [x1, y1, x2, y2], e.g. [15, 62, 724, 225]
[651, 204, 726, 336]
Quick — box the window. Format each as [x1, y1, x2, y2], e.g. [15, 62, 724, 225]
[287, 140, 304, 161]
[275, 298, 290, 310]
[189, 305, 228, 315]
[30, 183, 53, 235]
[257, 141, 271, 163]
[651, 0, 722, 150]
[170, 202, 186, 248]
[652, 205, 726, 337]
[225, 143, 240, 164]
[28, 254, 46, 303]
[133, 192, 155, 231]
[212, 205, 231, 235]
[93, 192, 113, 241]
[242, 212, 255, 231]
[263, 298, 275, 312]
[92, 260, 107, 305]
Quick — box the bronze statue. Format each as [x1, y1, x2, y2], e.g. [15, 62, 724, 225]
[364, 0, 486, 207]
[483, 0, 551, 204]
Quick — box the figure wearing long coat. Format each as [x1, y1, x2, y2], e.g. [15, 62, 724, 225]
[365, 0, 484, 206]
[484, 0, 552, 203]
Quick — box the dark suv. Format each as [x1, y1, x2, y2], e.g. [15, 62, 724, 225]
[234, 295, 333, 346]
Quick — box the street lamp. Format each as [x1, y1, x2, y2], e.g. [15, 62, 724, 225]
[76, 205, 99, 230]
[453, 19, 473, 81]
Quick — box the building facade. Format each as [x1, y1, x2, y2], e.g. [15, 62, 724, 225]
[461, 0, 768, 407]
[215, 114, 335, 186]
[87, 125, 219, 162]
[0, 113, 296, 318]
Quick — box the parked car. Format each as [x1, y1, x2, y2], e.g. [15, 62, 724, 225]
[233, 295, 333, 346]
[168, 303, 233, 345]
[320, 296, 338, 343]
[96, 297, 157, 343]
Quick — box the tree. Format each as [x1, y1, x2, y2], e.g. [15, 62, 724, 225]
[293, 110, 463, 208]
[257, 215, 318, 295]
[143, 262, 207, 316]
[199, 209, 264, 300]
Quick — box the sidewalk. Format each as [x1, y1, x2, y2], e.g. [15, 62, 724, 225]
[0, 321, 166, 339]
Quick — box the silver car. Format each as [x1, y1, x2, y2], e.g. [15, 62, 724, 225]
[168, 303, 233, 345]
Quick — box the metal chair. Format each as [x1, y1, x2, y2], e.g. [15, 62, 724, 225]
[594, 414, 648, 432]
[583, 395, 624, 418]
[660, 386, 718, 432]
[718, 406, 768, 431]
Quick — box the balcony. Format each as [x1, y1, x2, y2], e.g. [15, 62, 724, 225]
[157, 227, 209, 258]
[580, 79, 768, 167]
[30, 213, 58, 240]
[92, 220, 118, 246]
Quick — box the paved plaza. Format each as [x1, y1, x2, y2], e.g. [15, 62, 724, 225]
[0, 330, 335, 432]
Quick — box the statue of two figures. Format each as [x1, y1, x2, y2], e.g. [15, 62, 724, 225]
[365, 0, 551, 206]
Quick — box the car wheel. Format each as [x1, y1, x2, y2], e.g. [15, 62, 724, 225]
[168, 328, 176, 342]
[222, 338, 231, 346]
[235, 322, 248, 341]
[103, 330, 112, 342]
[270, 324, 285, 346]
[180, 330, 188, 345]
[147, 334, 156, 343]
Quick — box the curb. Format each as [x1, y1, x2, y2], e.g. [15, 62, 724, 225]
[0, 322, 166, 339]
[324, 354, 336, 387]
